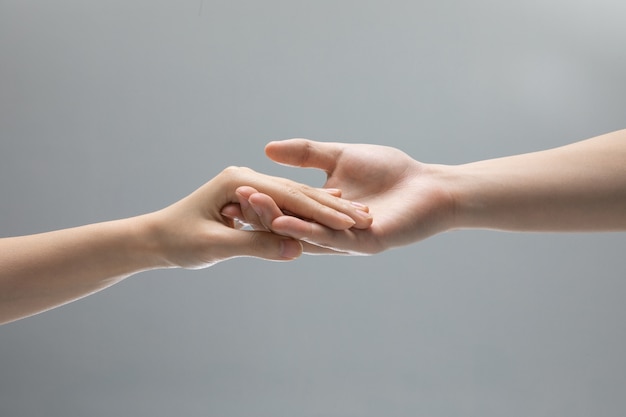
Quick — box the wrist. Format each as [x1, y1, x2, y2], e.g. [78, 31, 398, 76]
[123, 213, 178, 271]
[447, 157, 535, 231]
[445, 162, 499, 231]
[419, 163, 463, 235]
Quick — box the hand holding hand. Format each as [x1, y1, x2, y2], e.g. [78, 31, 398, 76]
[147, 165, 373, 267]
[225, 140, 455, 254]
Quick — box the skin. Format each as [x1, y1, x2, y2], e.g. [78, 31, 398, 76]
[5, 129, 624, 323]
[0, 166, 372, 325]
[223, 129, 626, 254]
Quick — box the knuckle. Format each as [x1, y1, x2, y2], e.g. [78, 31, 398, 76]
[222, 165, 240, 173]
[221, 166, 252, 177]
[298, 182, 314, 193]
[286, 187, 303, 199]
[220, 165, 241, 180]
[301, 140, 315, 166]
[219, 166, 256, 188]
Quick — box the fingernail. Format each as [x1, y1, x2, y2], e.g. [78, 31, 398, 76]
[280, 239, 302, 259]
[322, 188, 342, 194]
[338, 212, 357, 226]
[351, 201, 369, 212]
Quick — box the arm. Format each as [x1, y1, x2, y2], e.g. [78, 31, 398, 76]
[229, 130, 626, 254]
[451, 129, 626, 232]
[0, 166, 372, 324]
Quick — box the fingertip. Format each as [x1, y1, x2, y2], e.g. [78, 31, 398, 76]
[247, 191, 271, 206]
[320, 187, 342, 197]
[220, 204, 243, 221]
[335, 211, 357, 229]
[264, 140, 288, 157]
[265, 138, 312, 166]
[351, 207, 373, 229]
[264, 141, 276, 154]
[352, 212, 374, 229]
[248, 192, 285, 227]
[235, 185, 258, 199]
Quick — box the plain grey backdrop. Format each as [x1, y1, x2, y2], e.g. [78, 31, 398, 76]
[1, 1, 625, 416]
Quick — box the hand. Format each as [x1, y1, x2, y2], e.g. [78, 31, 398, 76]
[147, 165, 374, 268]
[0, 165, 373, 324]
[225, 140, 455, 255]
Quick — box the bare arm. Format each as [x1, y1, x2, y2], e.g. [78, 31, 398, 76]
[0, 166, 372, 324]
[451, 129, 626, 231]
[0, 218, 158, 324]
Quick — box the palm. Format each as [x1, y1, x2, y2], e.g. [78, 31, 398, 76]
[266, 140, 453, 254]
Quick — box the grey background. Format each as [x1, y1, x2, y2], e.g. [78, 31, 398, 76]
[1, 1, 625, 416]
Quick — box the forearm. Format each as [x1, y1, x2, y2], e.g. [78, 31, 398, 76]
[450, 130, 626, 232]
[0, 216, 160, 324]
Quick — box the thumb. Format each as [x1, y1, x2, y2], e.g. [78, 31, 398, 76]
[221, 228, 303, 261]
[265, 138, 342, 173]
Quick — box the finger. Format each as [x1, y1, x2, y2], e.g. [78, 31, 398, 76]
[234, 186, 267, 230]
[263, 142, 372, 228]
[270, 215, 374, 255]
[220, 166, 371, 230]
[239, 200, 364, 254]
[221, 204, 243, 220]
[246, 193, 372, 247]
[220, 204, 246, 229]
[274, 187, 372, 230]
[265, 139, 343, 173]
[240, 187, 364, 232]
[283, 188, 338, 216]
[219, 228, 303, 261]
[320, 188, 342, 197]
[244, 192, 350, 239]
[248, 192, 285, 230]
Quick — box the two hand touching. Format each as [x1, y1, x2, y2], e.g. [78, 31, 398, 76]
[3, 129, 626, 323]
[223, 139, 453, 254]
